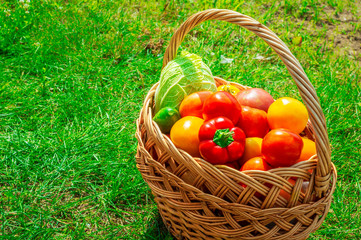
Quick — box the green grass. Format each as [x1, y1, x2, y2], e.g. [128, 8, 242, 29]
[1, 0, 360, 239]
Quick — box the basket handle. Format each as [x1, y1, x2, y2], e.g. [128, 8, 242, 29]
[162, 9, 332, 197]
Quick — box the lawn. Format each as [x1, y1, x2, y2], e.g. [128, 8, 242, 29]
[0, 0, 360, 239]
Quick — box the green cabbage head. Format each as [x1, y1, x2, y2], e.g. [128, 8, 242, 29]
[154, 51, 217, 113]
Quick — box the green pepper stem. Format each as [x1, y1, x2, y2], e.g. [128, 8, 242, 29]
[213, 129, 234, 148]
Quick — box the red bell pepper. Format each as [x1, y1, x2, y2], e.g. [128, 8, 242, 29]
[198, 117, 246, 165]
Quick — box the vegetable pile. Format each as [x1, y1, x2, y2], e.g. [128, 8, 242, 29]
[153, 52, 317, 201]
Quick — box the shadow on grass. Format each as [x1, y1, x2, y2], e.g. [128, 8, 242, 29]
[141, 212, 174, 240]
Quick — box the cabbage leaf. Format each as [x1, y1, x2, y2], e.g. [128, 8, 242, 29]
[154, 51, 217, 113]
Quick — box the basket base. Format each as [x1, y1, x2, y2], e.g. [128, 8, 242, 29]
[155, 194, 332, 240]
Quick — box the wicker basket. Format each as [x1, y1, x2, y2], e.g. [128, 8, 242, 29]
[135, 9, 336, 240]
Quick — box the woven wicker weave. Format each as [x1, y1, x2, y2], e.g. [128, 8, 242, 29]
[135, 9, 336, 240]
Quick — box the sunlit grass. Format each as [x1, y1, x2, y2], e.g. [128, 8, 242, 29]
[0, 0, 360, 239]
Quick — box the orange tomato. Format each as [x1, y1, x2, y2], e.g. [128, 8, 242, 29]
[240, 137, 263, 165]
[279, 179, 296, 202]
[299, 138, 316, 160]
[179, 91, 212, 118]
[267, 97, 309, 134]
[240, 157, 271, 199]
[170, 116, 204, 157]
[263, 178, 297, 206]
[240, 157, 271, 171]
[293, 138, 316, 174]
[271, 178, 303, 207]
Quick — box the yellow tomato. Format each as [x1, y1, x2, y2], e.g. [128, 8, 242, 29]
[217, 84, 240, 96]
[267, 97, 309, 134]
[170, 116, 204, 157]
[240, 137, 263, 165]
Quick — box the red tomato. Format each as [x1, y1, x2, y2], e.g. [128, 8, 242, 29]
[240, 156, 272, 171]
[300, 181, 316, 202]
[179, 91, 213, 118]
[262, 129, 303, 167]
[223, 160, 240, 169]
[202, 91, 242, 125]
[237, 106, 269, 138]
[236, 88, 274, 112]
